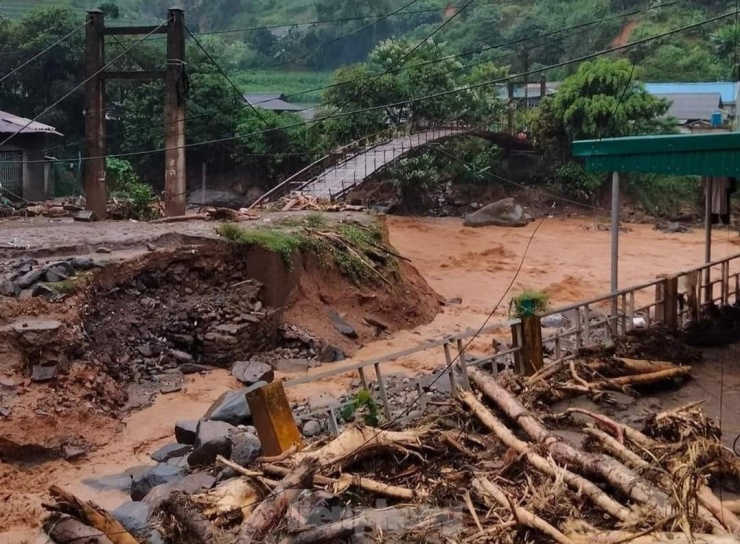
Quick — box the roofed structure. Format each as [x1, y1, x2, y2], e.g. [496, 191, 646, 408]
[655, 92, 723, 124]
[0, 110, 62, 136]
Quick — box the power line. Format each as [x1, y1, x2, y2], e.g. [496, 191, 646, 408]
[8, 8, 738, 166]
[0, 20, 88, 85]
[16, 3, 674, 162]
[0, 19, 168, 150]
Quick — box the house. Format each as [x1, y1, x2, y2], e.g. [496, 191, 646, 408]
[0, 110, 61, 202]
[497, 82, 559, 108]
[644, 82, 740, 116]
[243, 93, 317, 121]
[652, 92, 727, 133]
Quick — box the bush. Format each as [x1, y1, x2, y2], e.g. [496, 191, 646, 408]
[106, 158, 156, 220]
[553, 162, 604, 202]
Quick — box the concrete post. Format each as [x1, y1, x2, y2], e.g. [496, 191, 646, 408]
[704, 177, 713, 304]
[610, 171, 620, 333]
[164, 8, 186, 217]
[84, 10, 107, 219]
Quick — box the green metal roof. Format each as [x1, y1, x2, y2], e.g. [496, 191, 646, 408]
[571, 132, 740, 176]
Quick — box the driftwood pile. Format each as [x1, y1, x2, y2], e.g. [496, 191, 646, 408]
[42, 356, 740, 544]
[257, 193, 364, 213]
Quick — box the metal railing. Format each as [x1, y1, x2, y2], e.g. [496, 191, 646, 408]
[285, 253, 740, 434]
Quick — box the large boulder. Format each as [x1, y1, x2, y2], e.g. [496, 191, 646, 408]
[143, 472, 217, 509]
[230, 432, 261, 467]
[112, 502, 151, 535]
[463, 198, 531, 228]
[187, 420, 236, 466]
[231, 361, 274, 386]
[203, 382, 267, 426]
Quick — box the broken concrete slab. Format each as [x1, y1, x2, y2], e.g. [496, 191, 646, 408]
[47, 261, 76, 277]
[231, 361, 274, 386]
[113, 501, 151, 535]
[150, 442, 192, 463]
[43, 268, 69, 283]
[203, 382, 267, 426]
[327, 308, 358, 338]
[130, 463, 186, 501]
[187, 420, 236, 466]
[174, 420, 198, 445]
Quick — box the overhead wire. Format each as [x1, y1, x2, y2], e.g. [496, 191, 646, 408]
[0, 19, 168, 150]
[53, 8, 727, 544]
[0, 20, 88, 85]
[12, 2, 677, 162]
[5, 8, 736, 166]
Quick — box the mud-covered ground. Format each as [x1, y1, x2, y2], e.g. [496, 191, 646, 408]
[2, 212, 740, 542]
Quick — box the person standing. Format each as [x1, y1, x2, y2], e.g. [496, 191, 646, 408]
[701, 176, 731, 226]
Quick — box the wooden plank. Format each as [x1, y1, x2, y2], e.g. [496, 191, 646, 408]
[105, 25, 167, 35]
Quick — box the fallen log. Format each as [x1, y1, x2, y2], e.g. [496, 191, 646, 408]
[190, 477, 262, 519]
[468, 368, 674, 518]
[583, 427, 726, 534]
[261, 462, 423, 500]
[46, 517, 116, 544]
[726, 500, 740, 514]
[48, 486, 137, 544]
[279, 514, 373, 544]
[459, 389, 633, 523]
[573, 409, 740, 534]
[150, 213, 208, 223]
[161, 493, 221, 544]
[595, 366, 691, 389]
[290, 423, 426, 473]
[238, 457, 319, 543]
[474, 477, 576, 544]
[566, 530, 740, 543]
[587, 358, 678, 375]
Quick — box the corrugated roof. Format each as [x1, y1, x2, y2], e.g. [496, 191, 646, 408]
[572, 132, 740, 176]
[655, 92, 723, 122]
[645, 82, 739, 104]
[243, 93, 305, 112]
[0, 110, 61, 136]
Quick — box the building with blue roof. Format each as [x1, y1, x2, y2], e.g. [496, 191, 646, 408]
[644, 82, 740, 113]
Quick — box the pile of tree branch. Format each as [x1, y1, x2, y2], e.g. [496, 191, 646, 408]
[41, 357, 740, 543]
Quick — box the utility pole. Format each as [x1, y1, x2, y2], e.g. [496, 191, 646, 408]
[83, 9, 185, 219]
[84, 10, 107, 219]
[164, 8, 186, 217]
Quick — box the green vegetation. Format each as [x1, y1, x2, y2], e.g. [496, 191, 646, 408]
[510, 290, 551, 318]
[340, 389, 380, 426]
[216, 220, 394, 285]
[106, 158, 157, 220]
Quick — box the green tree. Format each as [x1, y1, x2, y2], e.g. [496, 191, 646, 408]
[529, 58, 672, 162]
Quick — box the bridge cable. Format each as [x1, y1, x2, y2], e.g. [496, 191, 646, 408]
[8, 8, 739, 165]
[15, 2, 677, 161]
[0, 19, 168, 150]
[0, 20, 88, 85]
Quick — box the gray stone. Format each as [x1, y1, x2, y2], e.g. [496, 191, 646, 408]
[203, 382, 266, 426]
[231, 361, 274, 386]
[43, 269, 68, 283]
[230, 432, 261, 466]
[272, 358, 311, 373]
[143, 472, 216, 509]
[541, 313, 565, 329]
[0, 280, 20, 297]
[179, 363, 214, 374]
[62, 445, 86, 461]
[70, 257, 96, 271]
[463, 197, 531, 228]
[96, 247, 112, 254]
[47, 261, 75, 277]
[31, 364, 57, 382]
[174, 420, 198, 445]
[159, 384, 182, 395]
[130, 463, 185, 501]
[150, 442, 192, 462]
[170, 350, 193, 363]
[445, 297, 463, 305]
[17, 268, 44, 288]
[302, 420, 322, 438]
[113, 501, 151, 535]
[318, 345, 345, 363]
[327, 309, 357, 338]
[188, 420, 236, 466]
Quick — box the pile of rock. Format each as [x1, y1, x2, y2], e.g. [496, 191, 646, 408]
[0, 257, 99, 299]
[83, 256, 278, 380]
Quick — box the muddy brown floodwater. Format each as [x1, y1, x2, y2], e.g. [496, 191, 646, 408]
[3, 215, 740, 542]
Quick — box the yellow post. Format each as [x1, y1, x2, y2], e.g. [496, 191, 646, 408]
[246, 381, 302, 457]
